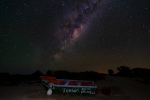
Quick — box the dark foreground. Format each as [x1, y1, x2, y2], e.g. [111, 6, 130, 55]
[1, 76, 150, 100]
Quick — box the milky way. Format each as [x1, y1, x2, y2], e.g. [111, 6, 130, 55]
[54, 0, 107, 60]
[1, 0, 149, 74]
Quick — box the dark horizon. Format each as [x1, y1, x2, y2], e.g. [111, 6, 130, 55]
[1, 66, 150, 76]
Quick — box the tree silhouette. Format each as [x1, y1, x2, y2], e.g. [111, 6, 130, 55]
[54, 70, 70, 79]
[108, 69, 114, 75]
[132, 68, 150, 77]
[117, 66, 131, 76]
[46, 70, 52, 76]
[31, 70, 44, 79]
[1, 72, 10, 77]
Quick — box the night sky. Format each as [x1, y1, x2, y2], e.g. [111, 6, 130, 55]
[1, 0, 150, 74]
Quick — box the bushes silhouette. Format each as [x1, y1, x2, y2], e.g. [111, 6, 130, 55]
[108, 69, 114, 75]
[117, 66, 131, 77]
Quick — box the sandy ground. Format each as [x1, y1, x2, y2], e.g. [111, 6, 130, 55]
[108, 76, 150, 100]
[0, 76, 150, 100]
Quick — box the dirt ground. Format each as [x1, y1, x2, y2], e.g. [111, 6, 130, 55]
[0, 76, 150, 100]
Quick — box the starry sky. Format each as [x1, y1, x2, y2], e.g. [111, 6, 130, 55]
[0, 0, 150, 74]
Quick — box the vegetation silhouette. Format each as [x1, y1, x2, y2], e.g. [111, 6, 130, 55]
[46, 70, 52, 76]
[116, 66, 150, 83]
[132, 67, 150, 77]
[52, 70, 105, 82]
[31, 70, 44, 76]
[0, 72, 20, 86]
[108, 69, 114, 75]
[0, 70, 106, 86]
[1, 66, 150, 86]
[117, 66, 132, 77]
